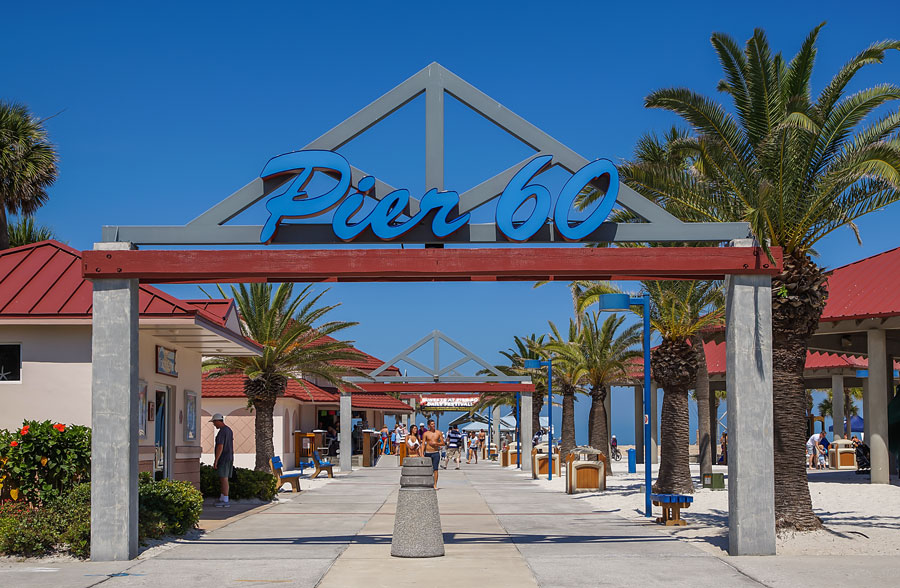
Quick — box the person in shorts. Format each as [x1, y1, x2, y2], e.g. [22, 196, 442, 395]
[422, 419, 445, 488]
[446, 424, 463, 469]
[211, 413, 233, 508]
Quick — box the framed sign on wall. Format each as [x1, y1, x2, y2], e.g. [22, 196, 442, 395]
[184, 390, 197, 441]
[156, 346, 177, 377]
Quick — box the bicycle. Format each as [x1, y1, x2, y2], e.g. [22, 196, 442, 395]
[611, 446, 622, 461]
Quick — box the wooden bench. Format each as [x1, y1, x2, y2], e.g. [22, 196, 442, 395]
[270, 456, 302, 493]
[650, 493, 693, 526]
[312, 450, 335, 479]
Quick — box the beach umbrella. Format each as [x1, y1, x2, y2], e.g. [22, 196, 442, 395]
[828, 415, 864, 432]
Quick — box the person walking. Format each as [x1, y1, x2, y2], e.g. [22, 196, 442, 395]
[422, 419, 445, 489]
[477, 429, 487, 461]
[406, 424, 423, 456]
[211, 413, 233, 508]
[446, 424, 464, 469]
[469, 431, 479, 464]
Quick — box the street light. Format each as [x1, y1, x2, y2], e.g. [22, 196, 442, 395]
[524, 358, 554, 480]
[594, 293, 653, 518]
[515, 391, 521, 469]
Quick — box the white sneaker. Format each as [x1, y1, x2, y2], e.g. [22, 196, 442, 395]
[214, 500, 230, 508]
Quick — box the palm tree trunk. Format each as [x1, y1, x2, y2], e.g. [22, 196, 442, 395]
[560, 388, 576, 459]
[0, 206, 9, 250]
[710, 394, 719, 464]
[772, 253, 826, 531]
[252, 396, 277, 471]
[692, 334, 712, 478]
[532, 392, 544, 439]
[654, 385, 693, 493]
[589, 385, 610, 457]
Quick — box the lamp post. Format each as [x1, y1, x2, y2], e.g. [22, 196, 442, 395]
[516, 391, 521, 469]
[594, 293, 653, 518]
[524, 358, 554, 480]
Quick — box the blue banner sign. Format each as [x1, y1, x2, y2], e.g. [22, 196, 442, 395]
[259, 150, 618, 244]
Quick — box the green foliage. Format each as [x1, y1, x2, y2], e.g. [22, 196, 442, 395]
[138, 477, 203, 538]
[7, 215, 56, 248]
[0, 420, 91, 505]
[200, 464, 277, 501]
[0, 483, 91, 558]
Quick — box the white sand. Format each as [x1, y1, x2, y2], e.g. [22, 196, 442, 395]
[522, 462, 900, 556]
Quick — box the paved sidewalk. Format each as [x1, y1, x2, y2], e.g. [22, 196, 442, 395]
[1, 462, 898, 587]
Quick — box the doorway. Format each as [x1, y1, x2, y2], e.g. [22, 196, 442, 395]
[154, 386, 171, 480]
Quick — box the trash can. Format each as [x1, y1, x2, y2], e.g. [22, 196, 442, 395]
[627, 448, 636, 473]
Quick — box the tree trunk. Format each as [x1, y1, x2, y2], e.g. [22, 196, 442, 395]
[710, 394, 719, 464]
[560, 387, 576, 460]
[532, 391, 544, 439]
[772, 253, 826, 531]
[252, 395, 277, 471]
[692, 334, 712, 478]
[589, 385, 610, 457]
[0, 207, 9, 251]
[654, 385, 693, 494]
[651, 338, 696, 494]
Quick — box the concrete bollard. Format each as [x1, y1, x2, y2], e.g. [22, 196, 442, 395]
[391, 457, 444, 557]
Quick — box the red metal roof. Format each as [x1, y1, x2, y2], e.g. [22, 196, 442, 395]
[203, 372, 337, 402]
[0, 240, 231, 327]
[183, 299, 235, 323]
[346, 392, 413, 412]
[312, 334, 401, 374]
[821, 246, 900, 322]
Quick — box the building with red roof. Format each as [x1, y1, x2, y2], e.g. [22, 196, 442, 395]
[0, 241, 261, 487]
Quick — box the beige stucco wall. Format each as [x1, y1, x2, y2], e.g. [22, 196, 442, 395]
[0, 324, 203, 486]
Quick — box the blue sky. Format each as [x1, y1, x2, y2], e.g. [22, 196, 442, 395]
[4, 1, 898, 443]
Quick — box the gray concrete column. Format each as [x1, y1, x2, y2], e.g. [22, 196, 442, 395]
[863, 379, 870, 442]
[866, 329, 891, 484]
[521, 391, 533, 472]
[340, 391, 352, 473]
[634, 385, 644, 463]
[90, 263, 139, 560]
[832, 374, 845, 440]
[650, 382, 659, 464]
[725, 270, 776, 556]
[491, 405, 501, 457]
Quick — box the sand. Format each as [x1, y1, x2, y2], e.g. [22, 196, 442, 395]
[523, 461, 900, 556]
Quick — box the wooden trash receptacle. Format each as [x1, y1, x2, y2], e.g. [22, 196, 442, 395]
[500, 447, 509, 467]
[565, 454, 605, 494]
[532, 447, 561, 479]
[508, 448, 519, 466]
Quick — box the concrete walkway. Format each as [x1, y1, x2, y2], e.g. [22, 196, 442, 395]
[1, 462, 898, 587]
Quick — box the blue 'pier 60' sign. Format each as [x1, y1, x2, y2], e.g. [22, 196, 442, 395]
[260, 150, 618, 244]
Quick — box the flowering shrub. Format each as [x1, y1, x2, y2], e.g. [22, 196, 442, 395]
[0, 420, 91, 505]
[200, 464, 277, 501]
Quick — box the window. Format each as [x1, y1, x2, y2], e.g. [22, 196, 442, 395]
[0, 344, 21, 382]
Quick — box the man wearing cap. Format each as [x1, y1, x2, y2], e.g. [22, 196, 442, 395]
[211, 414, 233, 508]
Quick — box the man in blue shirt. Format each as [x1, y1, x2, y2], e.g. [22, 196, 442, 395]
[211, 413, 234, 508]
[446, 424, 464, 470]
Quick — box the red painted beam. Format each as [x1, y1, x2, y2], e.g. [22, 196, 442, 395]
[82, 247, 781, 283]
[361, 383, 534, 394]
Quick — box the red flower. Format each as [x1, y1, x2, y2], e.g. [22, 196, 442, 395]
[9, 441, 18, 447]
[19, 425, 29, 436]
[53, 423, 65, 432]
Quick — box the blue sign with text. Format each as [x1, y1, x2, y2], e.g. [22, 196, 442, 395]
[259, 150, 618, 244]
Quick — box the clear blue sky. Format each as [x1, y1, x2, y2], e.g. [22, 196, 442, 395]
[4, 1, 898, 444]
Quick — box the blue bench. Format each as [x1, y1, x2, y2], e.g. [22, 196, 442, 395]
[650, 493, 693, 526]
[312, 450, 334, 479]
[270, 456, 302, 492]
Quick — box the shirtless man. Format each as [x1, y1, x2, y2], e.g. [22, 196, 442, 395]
[422, 419, 445, 489]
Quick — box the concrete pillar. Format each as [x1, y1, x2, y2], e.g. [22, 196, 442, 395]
[491, 405, 501, 457]
[650, 382, 659, 464]
[863, 379, 870, 442]
[725, 269, 776, 556]
[521, 391, 533, 472]
[634, 385, 644, 463]
[90, 250, 139, 561]
[832, 374, 845, 440]
[340, 391, 352, 472]
[867, 329, 891, 484]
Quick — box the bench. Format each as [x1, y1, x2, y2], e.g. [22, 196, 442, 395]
[650, 493, 693, 526]
[312, 450, 335, 479]
[270, 456, 302, 493]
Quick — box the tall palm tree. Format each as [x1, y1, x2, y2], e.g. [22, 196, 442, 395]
[0, 102, 58, 250]
[580, 281, 723, 493]
[7, 216, 55, 248]
[620, 25, 900, 528]
[545, 319, 588, 459]
[507, 334, 549, 436]
[204, 283, 364, 471]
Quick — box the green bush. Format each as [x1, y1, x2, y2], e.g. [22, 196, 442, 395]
[200, 464, 277, 501]
[138, 477, 203, 539]
[0, 420, 91, 505]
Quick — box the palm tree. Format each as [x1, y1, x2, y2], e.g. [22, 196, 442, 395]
[580, 281, 723, 493]
[0, 102, 58, 250]
[204, 283, 364, 471]
[8, 216, 55, 248]
[620, 26, 900, 528]
[817, 387, 863, 437]
[504, 334, 549, 436]
[545, 319, 588, 459]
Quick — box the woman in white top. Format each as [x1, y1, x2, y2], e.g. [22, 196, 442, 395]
[406, 425, 423, 457]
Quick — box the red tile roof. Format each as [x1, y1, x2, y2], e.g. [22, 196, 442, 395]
[0, 240, 232, 328]
[821, 246, 900, 322]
